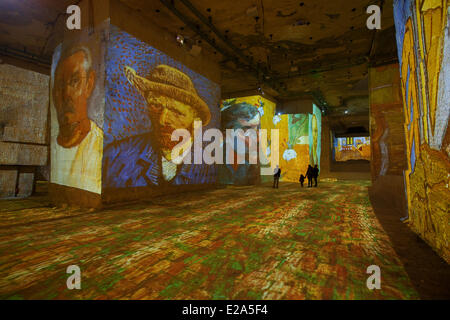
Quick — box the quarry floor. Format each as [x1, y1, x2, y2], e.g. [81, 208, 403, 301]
[0, 180, 448, 300]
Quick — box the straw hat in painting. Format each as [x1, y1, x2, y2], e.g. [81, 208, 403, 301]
[124, 64, 211, 126]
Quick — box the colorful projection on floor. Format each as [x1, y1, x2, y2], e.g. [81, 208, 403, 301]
[103, 25, 221, 189]
[50, 23, 107, 194]
[334, 137, 371, 162]
[219, 96, 276, 185]
[394, 0, 450, 263]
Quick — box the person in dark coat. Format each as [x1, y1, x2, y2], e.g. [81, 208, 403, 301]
[299, 174, 305, 188]
[273, 165, 281, 188]
[306, 165, 313, 188]
[313, 164, 319, 187]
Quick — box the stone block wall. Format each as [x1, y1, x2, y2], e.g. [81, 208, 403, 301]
[0, 63, 49, 198]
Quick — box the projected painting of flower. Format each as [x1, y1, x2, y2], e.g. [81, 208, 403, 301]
[277, 114, 310, 182]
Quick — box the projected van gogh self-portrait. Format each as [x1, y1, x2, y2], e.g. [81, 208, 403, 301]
[218, 95, 277, 185]
[103, 26, 220, 189]
[219, 97, 262, 185]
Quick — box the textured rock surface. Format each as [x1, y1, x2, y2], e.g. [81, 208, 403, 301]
[409, 145, 450, 263]
[0, 63, 49, 198]
[369, 63, 405, 181]
[0, 64, 49, 144]
[0, 169, 17, 198]
[0, 142, 47, 166]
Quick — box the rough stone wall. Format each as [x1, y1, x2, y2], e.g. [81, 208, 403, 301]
[369, 63, 405, 181]
[0, 64, 49, 198]
[369, 63, 407, 217]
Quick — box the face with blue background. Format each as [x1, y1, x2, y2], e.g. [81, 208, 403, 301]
[103, 26, 220, 187]
[123, 64, 210, 160]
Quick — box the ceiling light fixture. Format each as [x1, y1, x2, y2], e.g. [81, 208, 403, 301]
[176, 34, 185, 45]
[257, 85, 265, 96]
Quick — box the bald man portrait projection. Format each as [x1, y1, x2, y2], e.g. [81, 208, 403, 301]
[51, 45, 103, 194]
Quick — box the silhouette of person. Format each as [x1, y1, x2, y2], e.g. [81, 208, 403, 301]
[306, 165, 313, 188]
[313, 164, 319, 187]
[273, 165, 281, 189]
[299, 174, 305, 188]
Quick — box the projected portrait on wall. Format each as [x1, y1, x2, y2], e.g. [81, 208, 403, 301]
[103, 26, 220, 188]
[50, 39, 105, 194]
[334, 137, 371, 162]
[219, 99, 261, 185]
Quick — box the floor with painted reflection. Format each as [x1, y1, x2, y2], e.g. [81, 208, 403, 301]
[0, 181, 419, 300]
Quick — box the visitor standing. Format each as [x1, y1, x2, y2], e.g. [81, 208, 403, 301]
[313, 164, 319, 187]
[299, 174, 305, 188]
[273, 165, 281, 189]
[306, 165, 313, 188]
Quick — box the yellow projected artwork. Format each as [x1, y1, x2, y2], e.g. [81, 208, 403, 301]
[334, 137, 371, 162]
[275, 114, 310, 182]
[395, 0, 450, 262]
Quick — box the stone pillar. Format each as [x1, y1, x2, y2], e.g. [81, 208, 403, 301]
[369, 63, 406, 214]
[49, 0, 222, 208]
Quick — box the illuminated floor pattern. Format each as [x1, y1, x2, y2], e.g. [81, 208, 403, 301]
[0, 181, 419, 300]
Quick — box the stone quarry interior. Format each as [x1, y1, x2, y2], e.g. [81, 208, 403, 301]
[0, 0, 449, 300]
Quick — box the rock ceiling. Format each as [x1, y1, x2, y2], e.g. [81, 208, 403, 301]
[0, 0, 398, 124]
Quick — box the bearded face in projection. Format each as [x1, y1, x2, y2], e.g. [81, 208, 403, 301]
[123, 65, 211, 161]
[219, 102, 261, 185]
[146, 95, 198, 159]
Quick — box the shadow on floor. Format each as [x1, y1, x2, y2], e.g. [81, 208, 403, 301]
[369, 188, 450, 300]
